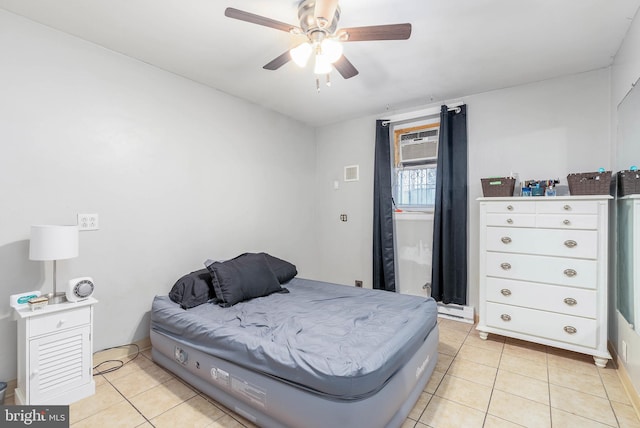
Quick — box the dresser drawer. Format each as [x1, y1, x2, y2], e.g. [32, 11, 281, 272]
[484, 201, 535, 214]
[535, 214, 598, 230]
[485, 302, 597, 348]
[486, 213, 536, 228]
[486, 277, 597, 318]
[486, 227, 598, 259]
[29, 307, 91, 337]
[486, 252, 597, 289]
[536, 200, 599, 214]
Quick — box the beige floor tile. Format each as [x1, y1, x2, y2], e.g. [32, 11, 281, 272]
[419, 396, 486, 428]
[414, 422, 429, 428]
[435, 374, 492, 412]
[488, 389, 551, 428]
[109, 362, 175, 398]
[101, 355, 157, 382]
[438, 328, 468, 356]
[136, 423, 153, 428]
[499, 353, 548, 382]
[71, 401, 146, 428]
[550, 407, 614, 428]
[483, 414, 525, 428]
[70, 382, 125, 424]
[548, 364, 607, 398]
[502, 341, 547, 365]
[549, 384, 617, 426]
[504, 337, 547, 352]
[424, 369, 445, 394]
[494, 369, 549, 405]
[547, 349, 600, 377]
[600, 370, 633, 405]
[151, 395, 226, 428]
[456, 343, 502, 368]
[129, 378, 197, 420]
[611, 401, 640, 428]
[446, 358, 498, 387]
[401, 419, 417, 428]
[407, 391, 432, 421]
[435, 353, 454, 373]
[438, 318, 474, 333]
[464, 331, 506, 353]
[205, 414, 247, 428]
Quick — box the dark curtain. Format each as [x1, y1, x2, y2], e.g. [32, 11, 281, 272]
[431, 105, 468, 304]
[373, 119, 396, 292]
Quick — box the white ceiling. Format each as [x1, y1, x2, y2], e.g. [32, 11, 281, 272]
[1, 0, 639, 126]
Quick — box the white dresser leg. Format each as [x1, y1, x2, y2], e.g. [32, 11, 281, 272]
[593, 357, 608, 368]
[479, 331, 488, 340]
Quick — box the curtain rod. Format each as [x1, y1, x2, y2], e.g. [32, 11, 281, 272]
[381, 102, 464, 126]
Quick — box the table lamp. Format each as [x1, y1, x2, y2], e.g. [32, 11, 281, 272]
[29, 225, 79, 304]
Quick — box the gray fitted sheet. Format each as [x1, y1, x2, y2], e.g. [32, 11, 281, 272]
[151, 277, 437, 400]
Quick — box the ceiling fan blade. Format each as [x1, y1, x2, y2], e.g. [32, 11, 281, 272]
[225, 7, 300, 33]
[263, 51, 292, 70]
[314, 0, 339, 25]
[339, 23, 412, 41]
[334, 55, 359, 79]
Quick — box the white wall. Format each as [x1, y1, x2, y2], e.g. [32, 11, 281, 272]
[0, 10, 318, 382]
[611, 7, 640, 396]
[315, 68, 612, 309]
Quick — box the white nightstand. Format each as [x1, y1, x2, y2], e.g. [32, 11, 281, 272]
[13, 297, 97, 405]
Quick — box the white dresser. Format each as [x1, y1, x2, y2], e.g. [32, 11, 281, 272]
[13, 298, 97, 404]
[477, 196, 612, 367]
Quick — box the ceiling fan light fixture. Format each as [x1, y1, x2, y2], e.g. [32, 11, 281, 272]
[320, 38, 343, 63]
[291, 42, 312, 67]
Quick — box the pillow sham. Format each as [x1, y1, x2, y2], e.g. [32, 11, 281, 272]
[205, 253, 286, 307]
[261, 253, 297, 284]
[168, 268, 215, 309]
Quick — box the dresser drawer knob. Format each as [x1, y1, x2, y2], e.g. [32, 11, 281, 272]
[564, 297, 578, 306]
[501, 237, 512, 244]
[506, 218, 514, 224]
[507, 205, 514, 211]
[563, 268, 577, 277]
[500, 263, 512, 270]
[563, 219, 571, 225]
[500, 314, 512, 321]
[564, 326, 577, 334]
[563, 204, 572, 211]
[500, 288, 512, 296]
[564, 240, 577, 248]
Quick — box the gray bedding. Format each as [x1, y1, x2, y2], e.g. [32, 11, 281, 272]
[151, 277, 437, 400]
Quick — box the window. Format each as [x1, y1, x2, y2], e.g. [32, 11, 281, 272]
[392, 122, 439, 210]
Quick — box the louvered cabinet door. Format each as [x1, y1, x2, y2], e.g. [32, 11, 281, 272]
[28, 325, 92, 404]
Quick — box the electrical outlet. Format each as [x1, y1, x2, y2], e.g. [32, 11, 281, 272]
[355, 280, 363, 288]
[340, 214, 348, 222]
[78, 213, 99, 231]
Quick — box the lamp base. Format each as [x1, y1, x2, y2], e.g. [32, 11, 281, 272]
[45, 292, 68, 305]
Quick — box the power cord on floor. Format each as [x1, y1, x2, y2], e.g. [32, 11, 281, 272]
[92, 343, 141, 376]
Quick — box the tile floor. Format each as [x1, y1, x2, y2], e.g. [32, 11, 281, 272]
[6, 318, 640, 427]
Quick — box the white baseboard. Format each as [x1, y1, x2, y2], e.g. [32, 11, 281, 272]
[437, 303, 475, 324]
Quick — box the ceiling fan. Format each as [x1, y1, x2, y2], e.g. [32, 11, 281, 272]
[224, 0, 412, 91]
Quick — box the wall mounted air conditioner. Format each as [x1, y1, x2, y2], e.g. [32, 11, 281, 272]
[399, 129, 439, 164]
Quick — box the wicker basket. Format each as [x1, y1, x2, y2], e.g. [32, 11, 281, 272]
[567, 171, 611, 195]
[618, 170, 640, 196]
[481, 177, 515, 197]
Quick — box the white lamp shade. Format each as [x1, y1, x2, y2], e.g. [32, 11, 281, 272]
[290, 42, 312, 67]
[314, 53, 332, 75]
[321, 39, 343, 63]
[29, 225, 79, 261]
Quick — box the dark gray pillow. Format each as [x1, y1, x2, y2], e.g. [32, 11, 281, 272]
[168, 269, 214, 309]
[261, 253, 297, 284]
[205, 253, 286, 307]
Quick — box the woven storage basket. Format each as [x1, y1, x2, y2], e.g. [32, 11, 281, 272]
[481, 177, 515, 197]
[567, 171, 611, 195]
[618, 170, 640, 196]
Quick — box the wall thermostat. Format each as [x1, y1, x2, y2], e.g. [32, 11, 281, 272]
[66, 277, 95, 302]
